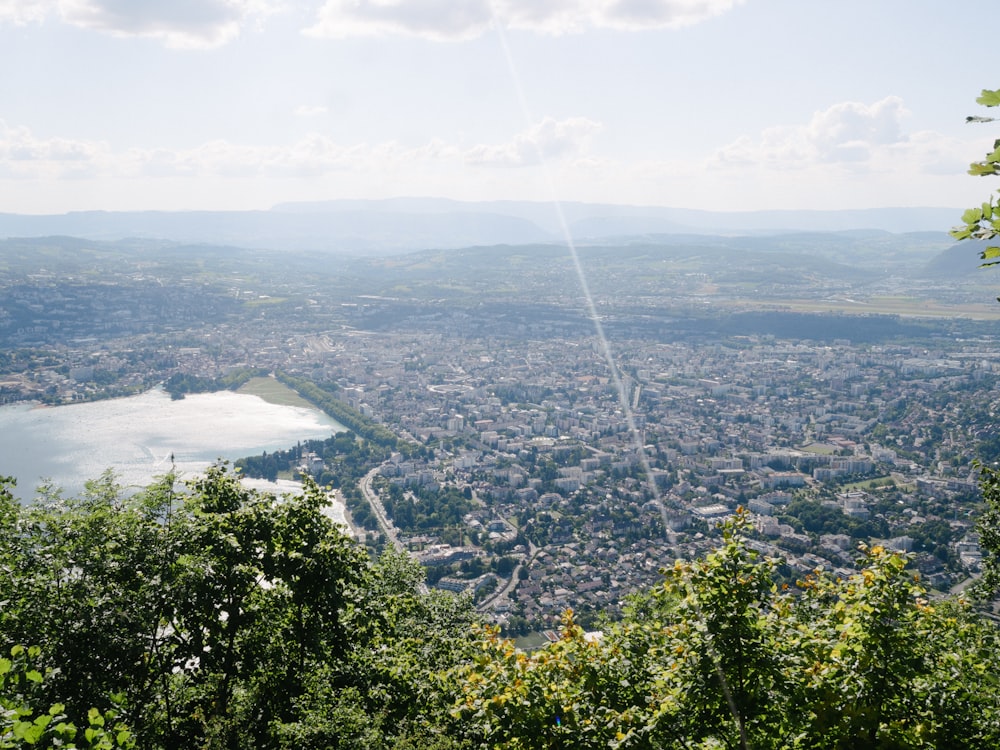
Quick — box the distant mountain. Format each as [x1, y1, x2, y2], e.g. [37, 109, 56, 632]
[0, 199, 964, 254]
[921, 239, 1000, 278]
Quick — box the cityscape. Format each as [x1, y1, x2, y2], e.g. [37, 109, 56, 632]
[2, 228, 997, 635]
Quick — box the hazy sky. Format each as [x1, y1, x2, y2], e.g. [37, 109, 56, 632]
[1, 0, 998, 214]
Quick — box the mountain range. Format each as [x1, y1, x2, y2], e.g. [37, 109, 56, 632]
[0, 198, 963, 255]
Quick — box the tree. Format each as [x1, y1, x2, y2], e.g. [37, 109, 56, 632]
[0, 468, 479, 750]
[452, 513, 1000, 748]
[950, 88, 1000, 267]
[972, 461, 1000, 599]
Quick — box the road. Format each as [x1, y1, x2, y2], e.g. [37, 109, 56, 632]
[477, 539, 537, 612]
[360, 466, 403, 554]
[359, 466, 428, 594]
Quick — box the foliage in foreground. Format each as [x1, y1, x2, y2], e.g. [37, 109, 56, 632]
[452, 515, 1000, 749]
[951, 86, 1000, 268]
[0, 467, 477, 749]
[2, 470, 1000, 749]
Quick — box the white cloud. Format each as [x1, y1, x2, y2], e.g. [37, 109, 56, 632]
[710, 96, 918, 172]
[0, 115, 603, 186]
[464, 116, 603, 166]
[306, 0, 493, 41]
[60, 0, 278, 48]
[0, 120, 111, 179]
[0, 0, 54, 24]
[305, 0, 744, 40]
[600, 0, 742, 28]
[0, 0, 276, 47]
[694, 96, 996, 211]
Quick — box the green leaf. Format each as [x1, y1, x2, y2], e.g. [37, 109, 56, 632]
[23, 723, 44, 745]
[963, 207, 984, 224]
[981, 246, 1000, 267]
[969, 162, 999, 176]
[25, 669, 43, 683]
[977, 89, 1000, 107]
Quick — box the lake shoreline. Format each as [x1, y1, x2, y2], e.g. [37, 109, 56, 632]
[0, 388, 346, 503]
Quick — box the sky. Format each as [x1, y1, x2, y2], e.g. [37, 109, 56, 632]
[1, 0, 998, 215]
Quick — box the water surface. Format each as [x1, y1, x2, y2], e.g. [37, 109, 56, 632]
[0, 389, 345, 502]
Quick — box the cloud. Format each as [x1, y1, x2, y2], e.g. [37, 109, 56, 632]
[0, 120, 112, 179]
[0, 0, 53, 24]
[0, 0, 276, 47]
[305, 0, 744, 40]
[806, 96, 909, 163]
[464, 117, 603, 166]
[0, 114, 604, 186]
[710, 96, 916, 172]
[306, 0, 493, 41]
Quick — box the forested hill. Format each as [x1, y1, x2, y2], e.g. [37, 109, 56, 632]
[2, 466, 1000, 749]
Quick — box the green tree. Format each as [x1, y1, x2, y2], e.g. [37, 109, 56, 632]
[0, 644, 135, 749]
[452, 514, 1000, 749]
[0, 468, 478, 750]
[950, 87, 1000, 267]
[972, 461, 1000, 599]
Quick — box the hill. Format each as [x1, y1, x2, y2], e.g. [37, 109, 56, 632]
[0, 199, 964, 255]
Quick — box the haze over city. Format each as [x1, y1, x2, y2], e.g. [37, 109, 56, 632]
[2, 0, 998, 215]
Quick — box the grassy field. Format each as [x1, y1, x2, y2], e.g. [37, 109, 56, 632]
[840, 476, 896, 491]
[743, 297, 1000, 320]
[801, 442, 839, 455]
[237, 376, 316, 409]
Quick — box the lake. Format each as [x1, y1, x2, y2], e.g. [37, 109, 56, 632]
[0, 389, 347, 511]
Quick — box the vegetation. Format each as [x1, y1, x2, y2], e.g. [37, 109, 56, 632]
[0, 467, 477, 749]
[3, 466, 1000, 748]
[163, 367, 268, 399]
[235, 430, 390, 485]
[951, 87, 1000, 268]
[274, 371, 405, 448]
[454, 520, 1000, 749]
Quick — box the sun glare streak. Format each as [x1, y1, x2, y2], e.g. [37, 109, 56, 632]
[491, 14, 676, 546]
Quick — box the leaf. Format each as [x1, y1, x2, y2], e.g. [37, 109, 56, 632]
[977, 89, 1000, 107]
[962, 207, 984, 224]
[25, 669, 43, 683]
[980, 246, 1000, 267]
[969, 162, 999, 176]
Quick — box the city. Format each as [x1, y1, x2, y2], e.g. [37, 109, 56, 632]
[1, 233, 997, 634]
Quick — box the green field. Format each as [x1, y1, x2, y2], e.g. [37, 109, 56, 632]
[841, 476, 896, 490]
[237, 376, 316, 409]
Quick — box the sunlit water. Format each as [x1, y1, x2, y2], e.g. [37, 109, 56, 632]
[0, 389, 348, 523]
